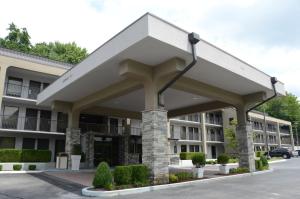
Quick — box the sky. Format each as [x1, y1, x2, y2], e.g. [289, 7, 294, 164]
[0, 0, 299, 97]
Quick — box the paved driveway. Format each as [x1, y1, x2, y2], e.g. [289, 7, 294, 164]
[0, 159, 299, 199]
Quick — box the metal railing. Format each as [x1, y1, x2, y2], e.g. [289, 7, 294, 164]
[206, 133, 224, 142]
[205, 117, 222, 125]
[5, 82, 43, 100]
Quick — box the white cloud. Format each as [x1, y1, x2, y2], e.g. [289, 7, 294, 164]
[0, 0, 299, 97]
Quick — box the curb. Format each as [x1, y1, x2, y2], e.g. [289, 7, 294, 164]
[0, 170, 43, 174]
[268, 159, 287, 164]
[82, 169, 274, 197]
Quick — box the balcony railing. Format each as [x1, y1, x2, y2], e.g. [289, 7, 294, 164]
[206, 117, 222, 125]
[207, 134, 224, 142]
[5, 83, 43, 100]
[0, 116, 67, 133]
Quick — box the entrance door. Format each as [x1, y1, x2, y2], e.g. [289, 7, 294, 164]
[94, 137, 119, 167]
[211, 145, 217, 159]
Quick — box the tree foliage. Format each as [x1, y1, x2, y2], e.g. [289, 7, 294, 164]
[0, 23, 88, 64]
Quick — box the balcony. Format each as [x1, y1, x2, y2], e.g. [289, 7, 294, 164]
[0, 116, 67, 133]
[4, 82, 43, 100]
[206, 134, 224, 142]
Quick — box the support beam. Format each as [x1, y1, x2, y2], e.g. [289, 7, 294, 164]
[173, 77, 244, 106]
[73, 79, 142, 111]
[83, 106, 142, 120]
[168, 101, 230, 118]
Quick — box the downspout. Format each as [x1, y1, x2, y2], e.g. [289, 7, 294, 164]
[246, 77, 278, 121]
[157, 32, 200, 107]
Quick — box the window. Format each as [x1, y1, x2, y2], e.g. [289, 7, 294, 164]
[24, 108, 38, 130]
[42, 82, 50, 90]
[180, 127, 186, 139]
[2, 106, 19, 129]
[6, 77, 23, 97]
[28, 80, 41, 99]
[40, 110, 51, 131]
[37, 139, 49, 150]
[0, 137, 15, 148]
[187, 127, 199, 140]
[110, 118, 118, 134]
[181, 145, 187, 152]
[195, 145, 200, 152]
[22, 138, 35, 149]
[57, 112, 68, 133]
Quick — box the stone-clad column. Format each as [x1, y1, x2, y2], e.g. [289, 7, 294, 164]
[65, 128, 81, 169]
[142, 110, 169, 184]
[236, 106, 255, 172]
[85, 133, 94, 168]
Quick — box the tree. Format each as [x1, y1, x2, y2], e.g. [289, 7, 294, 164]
[0, 23, 31, 52]
[256, 93, 300, 145]
[224, 119, 238, 156]
[0, 23, 88, 64]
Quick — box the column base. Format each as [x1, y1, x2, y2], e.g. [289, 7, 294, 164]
[142, 109, 169, 184]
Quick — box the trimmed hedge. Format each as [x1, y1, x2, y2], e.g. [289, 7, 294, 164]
[0, 149, 22, 162]
[229, 167, 249, 174]
[114, 166, 132, 185]
[174, 172, 193, 181]
[93, 162, 113, 189]
[131, 164, 149, 185]
[217, 154, 230, 165]
[192, 153, 206, 168]
[22, 150, 51, 162]
[180, 152, 203, 160]
[13, 164, 22, 171]
[28, 165, 36, 171]
[0, 149, 51, 163]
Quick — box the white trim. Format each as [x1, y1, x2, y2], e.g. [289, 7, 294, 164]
[3, 95, 37, 103]
[0, 128, 65, 136]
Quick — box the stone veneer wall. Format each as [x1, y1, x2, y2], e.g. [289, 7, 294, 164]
[65, 128, 81, 169]
[142, 110, 169, 184]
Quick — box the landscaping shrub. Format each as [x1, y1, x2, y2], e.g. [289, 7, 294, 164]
[0, 149, 22, 162]
[228, 158, 238, 163]
[206, 160, 216, 165]
[93, 162, 113, 189]
[217, 154, 230, 165]
[0, 165, 2, 171]
[175, 172, 193, 181]
[192, 152, 206, 168]
[260, 156, 269, 167]
[131, 164, 149, 185]
[114, 166, 132, 185]
[28, 165, 36, 171]
[229, 167, 249, 174]
[22, 150, 51, 162]
[169, 174, 178, 183]
[255, 159, 263, 171]
[180, 152, 203, 160]
[13, 164, 22, 171]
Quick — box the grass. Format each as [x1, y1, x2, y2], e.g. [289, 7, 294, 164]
[268, 157, 283, 162]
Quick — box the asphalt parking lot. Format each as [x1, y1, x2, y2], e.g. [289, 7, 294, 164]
[0, 158, 299, 199]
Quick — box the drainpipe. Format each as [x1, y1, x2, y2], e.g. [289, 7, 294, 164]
[246, 77, 278, 121]
[157, 32, 200, 108]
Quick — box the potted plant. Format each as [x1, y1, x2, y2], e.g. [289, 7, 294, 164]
[192, 153, 206, 178]
[71, 144, 82, 170]
[217, 154, 230, 174]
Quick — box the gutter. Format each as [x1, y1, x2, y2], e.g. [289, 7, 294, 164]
[157, 32, 200, 107]
[246, 77, 278, 121]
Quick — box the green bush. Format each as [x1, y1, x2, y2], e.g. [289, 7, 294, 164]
[255, 159, 263, 171]
[72, 144, 82, 155]
[192, 153, 206, 168]
[228, 158, 238, 163]
[28, 165, 36, 171]
[260, 156, 269, 167]
[114, 166, 132, 185]
[180, 152, 204, 160]
[13, 164, 22, 171]
[0, 165, 2, 171]
[0, 149, 22, 162]
[169, 174, 178, 183]
[206, 160, 216, 165]
[229, 167, 249, 174]
[22, 150, 51, 162]
[217, 154, 230, 165]
[256, 151, 266, 158]
[131, 165, 149, 185]
[93, 162, 113, 189]
[175, 172, 193, 181]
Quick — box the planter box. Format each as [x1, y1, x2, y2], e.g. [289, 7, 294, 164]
[71, 155, 81, 170]
[193, 167, 204, 178]
[56, 156, 68, 169]
[219, 163, 238, 174]
[0, 162, 55, 171]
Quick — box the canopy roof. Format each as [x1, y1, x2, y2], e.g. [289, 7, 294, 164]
[37, 13, 285, 114]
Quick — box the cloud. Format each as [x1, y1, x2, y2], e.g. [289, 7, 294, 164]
[0, 0, 299, 97]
